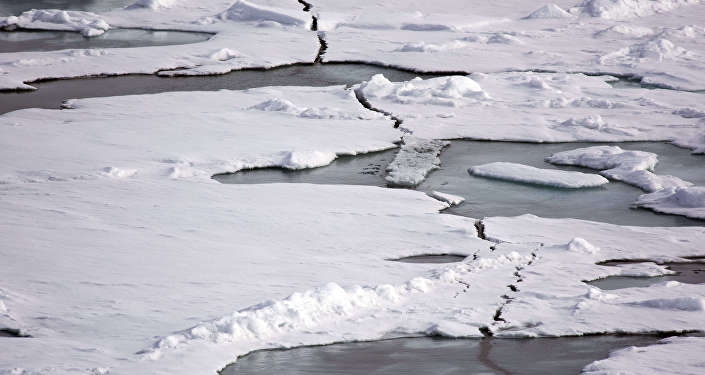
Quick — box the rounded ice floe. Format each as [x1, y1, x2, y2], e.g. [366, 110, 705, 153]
[278, 150, 338, 170]
[524, 4, 574, 19]
[468, 162, 609, 188]
[636, 186, 705, 219]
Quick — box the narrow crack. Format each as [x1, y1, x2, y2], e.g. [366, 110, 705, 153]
[474, 219, 486, 240]
[0, 328, 31, 338]
[314, 32, 327, 63]
[297, 0, 312, 12]
[353, 86, 407, 130]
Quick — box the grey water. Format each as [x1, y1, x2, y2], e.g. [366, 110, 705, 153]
[389, 254, 468, 263]
[587, 261, 705, 290]
[0, 29, 211, 53]
[217, 140, 705, 227]
[0, 64, 444, 114]
[0, 0, 130, 16]
[221, 335, 665, 375]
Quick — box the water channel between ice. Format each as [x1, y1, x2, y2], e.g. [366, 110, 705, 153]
[216, 140, 705, 227]
[0, 29, 212, 53]
[220, 335, 676, 375]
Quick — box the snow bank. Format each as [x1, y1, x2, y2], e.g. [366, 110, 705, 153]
[575, 0, 702, 19]
[385, 137, 449, 187]
[546, 146, 692, 192]
[524, 4, 573, 19]
[468, 162, 609, 188]
[428, 191, 464, 206]
[583, 336, 705, 375]
[635, 186, 705, 219]
[1, 9, 110, 36]
[219, 0, 310, 28]
[128, 0, 178, 10]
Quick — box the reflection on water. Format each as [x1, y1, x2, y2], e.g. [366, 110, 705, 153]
[0, 29, 211, 53]
[218, 140, 705, 227]
[221, 335, 667, 375]
[0, 0, 130, 16]
[389, 254, 467, 263]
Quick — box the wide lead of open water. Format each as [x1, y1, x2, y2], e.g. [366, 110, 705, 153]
[0, 63, 444, 114]
[221, 335, 667, 375]
[216, 140, 705, 227]
[0, 29, 212, 53]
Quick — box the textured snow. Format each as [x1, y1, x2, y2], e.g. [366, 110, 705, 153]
[357, 72, 705, 150]
[582, 336, 705, 375]
[385, 137, 449, 187]
[468, 162, 610, 188]
[635, 186, 705, 219]
[0, 0, 317, 90]
[546, 145, 693, 192]
[315, 0, 705, 90]
[429, 191, 465, 206]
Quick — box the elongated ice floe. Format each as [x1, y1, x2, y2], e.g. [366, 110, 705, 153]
[546, 145, 693, 192]
[468, 162, 609, 188]
[385, 137, 449, 187]
[428, 191, 465, 206]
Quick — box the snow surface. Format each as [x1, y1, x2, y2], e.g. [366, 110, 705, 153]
[582, 336, 705, 375]
[385, 137, 449, 187]
[314, 0, 705, 90]
[546, 145, 692, 192]
[357, 73, 705, 151]
[0, 0, 318, 90]
[468, 162, 610, 188]
[635, 186, 705, 219]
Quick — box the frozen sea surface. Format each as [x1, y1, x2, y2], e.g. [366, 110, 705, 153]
[218, 140, 705, 226]
[222, 335, 666, 375]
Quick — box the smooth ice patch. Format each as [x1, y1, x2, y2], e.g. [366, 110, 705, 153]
[468, 162, 609, 188]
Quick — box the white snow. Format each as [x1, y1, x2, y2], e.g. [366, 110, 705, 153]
[524, 4, 574, 19]
[635, 186, 705, 219]
[428, 191, 465, 206]
[468, 162, 610, 188]
[385, 137, 449, 187]
[128, 0, 179, 10]
[574, 0, 702, 20]
[1, 9, 111, 37]
[357, 73, 705, 151]
[546, 145, 693, 192]
[582, 336, 705, 375]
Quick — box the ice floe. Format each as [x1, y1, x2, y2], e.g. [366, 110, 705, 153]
[468, 162, 610, 188]
[385, 137, 449, 187]
[582, 336, 705, 374]
[357, 72, 705, 150]
[546, 145, 692, 192]
[635, 186, 705, 219]
[428, 191, 465, 206]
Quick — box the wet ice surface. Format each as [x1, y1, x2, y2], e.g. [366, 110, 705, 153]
[388, 254, 467, 263]
[0, 63, 443, 114]
[0, 0, 130, 16]
[588, 261, 705, 290]
[218, 140, 705, 227]
[0, 29, 211, 53]
[222, 335, 665, 375]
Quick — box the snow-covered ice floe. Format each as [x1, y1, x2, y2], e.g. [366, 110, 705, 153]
[547, 145, 705, 219]
[356, 73, 705, 151]
[313, 0, 705, 90]
[385, 137, 449, 187]
[0, 0, 319, 90]
[428, 191, 465, 206]
[468, 162, 609, 188]
[546, 145, 692, 192]
[582, 336, 705, 375]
